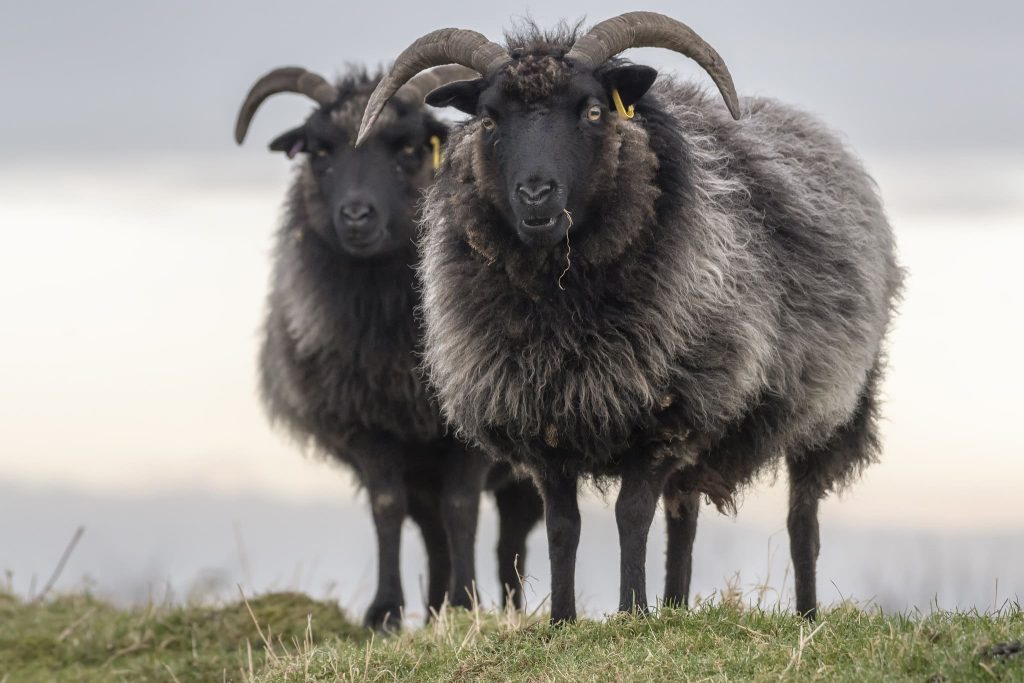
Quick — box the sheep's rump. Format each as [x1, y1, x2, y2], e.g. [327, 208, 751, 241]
[418, 78, 902, 491]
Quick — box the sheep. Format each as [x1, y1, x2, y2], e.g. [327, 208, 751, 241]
[357, 12, 904, 623]
[234, 64, 543, 629]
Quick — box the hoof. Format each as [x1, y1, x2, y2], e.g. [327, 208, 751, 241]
[617, 603, 651, 617]
[447, 593, 477, 611]
[363, 603, 402, 632]
[549, 613, 577, 627]
[799, 606, 818, 621]
[660, 597, 690, 610]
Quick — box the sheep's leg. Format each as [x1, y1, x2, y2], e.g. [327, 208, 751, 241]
[787, 364, 881, 620]
[493, 477, 544, 610]
[615, 456, 668, 614]
[663, 471, 700, 608]
[358, 450, 408, 631]
[541, 471, 581, 624]
[407, 491, 450, 620]
[786, 455, 823, 620]
[440, 446, 489, 610]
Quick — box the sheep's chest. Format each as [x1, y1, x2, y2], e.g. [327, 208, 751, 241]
[270, 262, 443, 446]
[440, 286, 695, 471]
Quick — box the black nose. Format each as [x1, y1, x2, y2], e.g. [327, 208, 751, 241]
[516, 181, 555, 206]
[339, 201, 376, 226]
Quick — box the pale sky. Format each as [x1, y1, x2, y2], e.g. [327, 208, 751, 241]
[1, 1, 1023, 537]
[1, 1, 1023, 159]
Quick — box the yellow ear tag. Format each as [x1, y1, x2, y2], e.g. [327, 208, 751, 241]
[430, 135, 442, 170]
[612, 89, 635, 120]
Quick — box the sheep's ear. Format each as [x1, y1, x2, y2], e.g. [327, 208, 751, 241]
[425, 78, 484, 116]
[600, 65, 658, 109]
[268, 126, 308, 159]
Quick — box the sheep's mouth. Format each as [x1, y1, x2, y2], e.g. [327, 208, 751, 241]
[522, 216, 557, 229]
[339, 231, 386, 257]
[516, 212, 567, 247]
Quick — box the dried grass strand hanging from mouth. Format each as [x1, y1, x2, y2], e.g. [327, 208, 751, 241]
[558, 209, 574, 291]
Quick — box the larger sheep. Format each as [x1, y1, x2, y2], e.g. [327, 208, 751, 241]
[234, 65, 542, 629]
[358, 13, 904, 623]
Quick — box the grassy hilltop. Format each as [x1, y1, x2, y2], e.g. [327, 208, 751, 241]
[2, 591, 1021, 682]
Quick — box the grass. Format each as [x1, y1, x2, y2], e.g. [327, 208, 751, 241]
[2, 591, 1021, 682]
[0, 590, 364, 682]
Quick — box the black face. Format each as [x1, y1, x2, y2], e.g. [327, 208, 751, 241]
[269, 101, 446, 258]
[427, 63, 657, 247]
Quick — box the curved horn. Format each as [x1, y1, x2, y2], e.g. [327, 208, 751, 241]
[396, 64, 481, 105]
[234, 67, 339, 144]
[565, 12, 741, 120]
[357, 28, 509, 146]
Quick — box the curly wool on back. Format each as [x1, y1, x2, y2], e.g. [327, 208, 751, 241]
[419, 72, 903, 504]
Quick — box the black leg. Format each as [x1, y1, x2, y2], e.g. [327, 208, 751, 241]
[787, 457, 822, 620]
[615, 457, 666, 614]
[493, 477, 544, 610]
[786, 369, 882, 621]
[407, 490, 450, 620]
[663, 470, 700, 608]
[354, 447, 408, 631]
[440, 446, 490, 610]
[541, 470, 581, 624]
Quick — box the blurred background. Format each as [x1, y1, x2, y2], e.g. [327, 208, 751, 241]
[1, 0, 1022, 618]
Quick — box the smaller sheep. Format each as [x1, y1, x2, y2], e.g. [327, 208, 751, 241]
[235, 64, 542, 629]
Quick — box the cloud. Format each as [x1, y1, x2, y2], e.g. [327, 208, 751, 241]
[2, 0, 1022, 158]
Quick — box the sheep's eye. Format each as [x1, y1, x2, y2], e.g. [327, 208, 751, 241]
[400, 144, 418, 158]
[311, 149, 332, 174]
[586, 105, 602, 122]
[480, 116, 496, 131]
